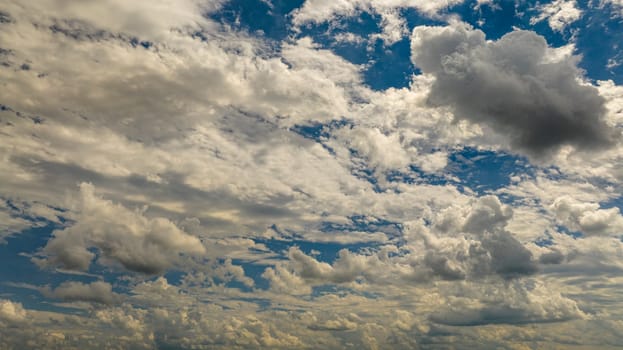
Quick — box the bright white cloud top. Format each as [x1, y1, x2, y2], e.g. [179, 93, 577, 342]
[1, 0, 623, 349]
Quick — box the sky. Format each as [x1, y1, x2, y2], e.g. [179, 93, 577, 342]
[1, 0, 623, 349]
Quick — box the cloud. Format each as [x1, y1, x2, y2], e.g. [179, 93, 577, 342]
[264, 197, 538, 292]
[308, 315, 358, 331]
[0, 299, 27, 325]
[292, 0, 465, 26]
[530, 0, 582, 32]
[1, 0, 221, 41]
[0, 200, 33, 242]
[430, 281, 586, 326]
[37, 183, 205, 274]
[539, 248, 565, 264]
[480, 230, 538, 277]
[336, 127, 411, 171]
[411, 22, 618, 158]
[550, 196, 623, 236]
[1, 1, 623, 349]
[41, 281, 121, 305]
[599, 0, 623, 16]
[433, 195, 538, 278]
[290, 0, 465, 46]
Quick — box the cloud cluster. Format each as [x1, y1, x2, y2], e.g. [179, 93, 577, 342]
[38, 183, 205, 274]
[264, 195, 538, 295]
[430, 280, 586, 326]
[411, 22, 618, 158]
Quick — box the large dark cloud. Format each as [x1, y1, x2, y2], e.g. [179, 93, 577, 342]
[411, 23, 618, 157]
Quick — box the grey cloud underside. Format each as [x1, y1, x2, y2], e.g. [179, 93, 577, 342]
[265, 196, 538, 291]
[40, 281, 120, 305]
[37, 183, 206, 274]
[411, 24, 618, 157]
[430, 304, 577, 326]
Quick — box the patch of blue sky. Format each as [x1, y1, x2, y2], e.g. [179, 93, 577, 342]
[452, 0, 532, 40]
[211, 2, 426, 90]
[209, 0, 305, 42]
[534, 233, 555, 247]
[384, 147, 534, 197]
[294, 11, 415, 90]
[385, 166, 452, 187]
[599, 196, 623, 215]
[129, 37, 153, 49]
[319, 215, 402, 236]
[555, 224, 584, 239]
[290, 119, 351, 142]
[454, 0, 579, 48]
[163, 269, 187, 286]
[445, 147, 534, 195]
[0, 225, 94, 313]
[401, 7, 449, 29]
[573, 2, 623, 84]
[302, 10, 383, 42]
[301, 8, 441, 90]
[362, 37, 416, 90]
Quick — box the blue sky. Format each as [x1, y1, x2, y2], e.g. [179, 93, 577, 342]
[1, 0, 623, 349]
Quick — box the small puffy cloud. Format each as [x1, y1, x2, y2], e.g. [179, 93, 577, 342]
[411, 22, 617, 158]
[530, 0, 582, 32]
[0, 299, 27, 325]
[462, 195, 513, 234]
[550, 196, 623, 236]
[41, 281, 121, 305]
[38, 183, 205, 274]
[308, 315, 358, 331]
[338, 127, 411, 171]
[262, 265, 313, 295]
